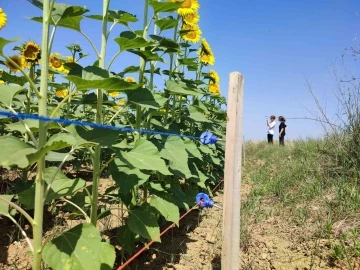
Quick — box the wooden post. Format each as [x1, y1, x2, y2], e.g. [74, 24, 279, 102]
[221, 72, 244, 270]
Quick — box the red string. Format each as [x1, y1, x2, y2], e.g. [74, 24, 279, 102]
[116, 180, 224, 270]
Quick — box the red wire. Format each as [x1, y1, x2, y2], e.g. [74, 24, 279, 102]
[116, 180, 224, 270]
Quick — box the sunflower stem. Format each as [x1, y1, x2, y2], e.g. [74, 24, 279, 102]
[32, 0, 51, 268]
[149, 0, 159, 91]
[90, 0, 110, 226]
[135, 0, 149, 142]
[168, 14, 180, 80]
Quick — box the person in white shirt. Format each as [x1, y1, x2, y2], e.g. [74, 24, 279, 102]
[266, 115, 276, 144]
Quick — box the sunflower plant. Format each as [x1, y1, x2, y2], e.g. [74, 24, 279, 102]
[0, 0, 227, 269]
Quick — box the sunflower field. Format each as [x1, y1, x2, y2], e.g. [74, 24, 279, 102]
[0, 0, 226, 269]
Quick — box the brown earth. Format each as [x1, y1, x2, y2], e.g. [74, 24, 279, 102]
[1, 176, 360, 269]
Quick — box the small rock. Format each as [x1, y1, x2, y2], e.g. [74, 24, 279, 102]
[261, 253, 267, 260]
[151, 253, 157, 260]
[206, 235, 216, 244]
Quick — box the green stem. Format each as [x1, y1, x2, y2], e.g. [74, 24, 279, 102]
[7, 215, 34, 253]
[168, 15, 180, 80]
[135, 0, 150, 141]
[107, 50, 121, 70]
[149, 7, 159, 90]
[90, 0, 110, 226]
[0, 198, 34, 225]
[80, 30, 100, 58]
[32, 0, 51, 268]
[62, 198, 90, 222]
[171, 95, 176, 121]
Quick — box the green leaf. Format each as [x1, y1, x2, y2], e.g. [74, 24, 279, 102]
[150, 196, 179, 225]
[125, 88, 167, 109]
[0, 195, 13, 216]
[88, 10, 138, 26]
[117, 225, 136, 254]
[74, 125, 119, 147]
[189, 163, 208, 189]
[183, 138, 203, 160]
[28, 3, 88, 32]
[108, 10, 138, 25]
[6, 120, 39, 133]
[114, 31, 155, 52]
[27, 133, 77, 164]
[0, 70, 28, 86]
[149, 1, 183, 13]
[46, 151, 75, 162]
[118, 65, 139, 77]
[0, 136, 36, 168]
[0, 37, 19, 55]
[100, 242, 116, 270]
[128, 204, 160, 241]
[150, 35, 180, 52]
[155, 17, 178, 31]
[0, 84, 26, 107]
[66, 64, 142, 91]
[160, 137, 193, 179]
[119, 139, 172, 176]
[187, 105, 212, 123]
[166, 80, 200, 96]
[128, 49, 165, 62]
[109, 159, 149, 206]
[18, 167, 85, 209]
[43, 223, 115, 270]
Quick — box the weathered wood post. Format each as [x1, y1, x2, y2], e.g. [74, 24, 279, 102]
[222, 72, 244, 269]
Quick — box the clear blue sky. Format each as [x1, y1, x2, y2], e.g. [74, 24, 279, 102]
[2, 0, 360, 140]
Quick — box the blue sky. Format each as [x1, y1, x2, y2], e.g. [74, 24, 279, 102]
[2, 0, 360, 141]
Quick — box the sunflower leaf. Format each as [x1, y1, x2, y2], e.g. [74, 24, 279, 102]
[114, 31, 155, 52]
[65, 64, 142, 91]
[155, 17, 178, 31]
[87, 10, 138, 26]
[166, 80, 200, 96]
[128, 50, 165, 63]
[149, 1, 183, 14]
[125, 88, 167, 109]
[0, 84, 27, 107]
[0, 37, 19, 55]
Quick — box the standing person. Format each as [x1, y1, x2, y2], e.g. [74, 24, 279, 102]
[266, 115, 276, 144]
[278, 116, 287, 146]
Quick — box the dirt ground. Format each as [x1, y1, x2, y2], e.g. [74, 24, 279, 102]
[1, 178, 360, 269]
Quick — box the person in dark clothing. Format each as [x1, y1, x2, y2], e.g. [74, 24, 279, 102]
[278, 116, 287, 146]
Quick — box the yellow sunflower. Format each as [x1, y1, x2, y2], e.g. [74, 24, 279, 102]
[124, 77, 136, 83]
[22, 42, 41, 61]
[109, 91, 119, 97]
[168, 0, 200, 15]
[55, 89, 69, 98]
[181, 23, 202, 43]
[0, 80, 4, 84]
[5, 55, 26, 72]
[183, 10, 199, 25]
[208, 81, 220, 95]
[118, 98, 127, 106]
[198, 38, 215, 65]
[209, 69, 220, 83]
[0, 8, 7, 30]
[49, 53, 69, 73]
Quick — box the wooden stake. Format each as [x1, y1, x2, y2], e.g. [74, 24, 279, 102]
[221, 72, 244, 270]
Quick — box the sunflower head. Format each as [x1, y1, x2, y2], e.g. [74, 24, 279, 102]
[22, 42, 41, 62]
[6, 55, 26, 73]
[55, 89, 69, 98]
[168, 0, 200, 15]
[0, 8, 7, 30]
[198, 38, 215, 65]
[183, 10, 200, 25]
[50, 53, 69, 73]
[209, 70, 220, 83]
[124, 77, 136, 83]
[109, 91, 119, 97]
[181, 23, 202, 43]
[208, 82, 220, 95]
[118, 98, 127, 106]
